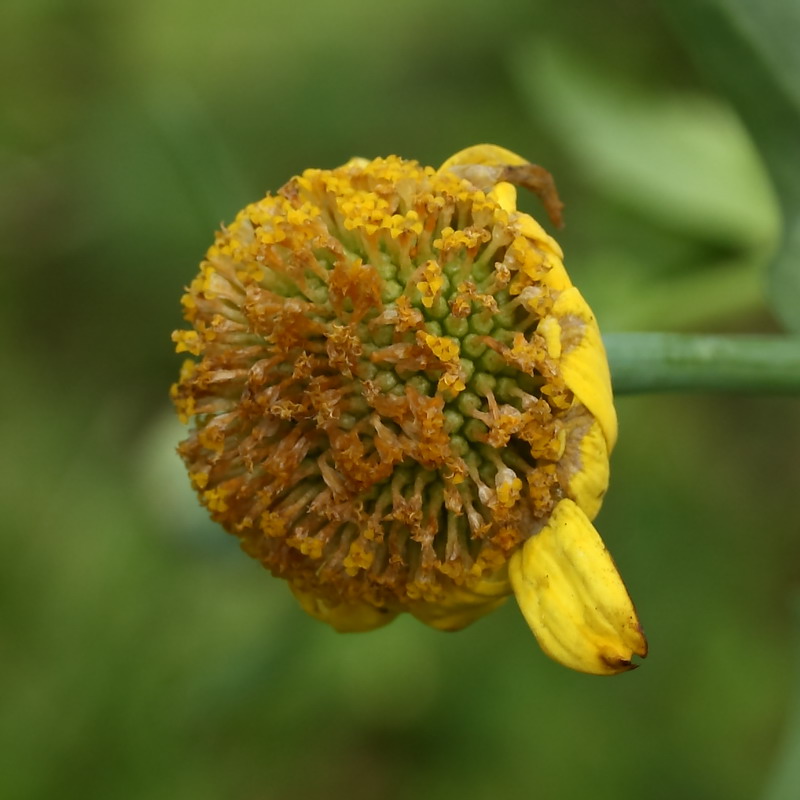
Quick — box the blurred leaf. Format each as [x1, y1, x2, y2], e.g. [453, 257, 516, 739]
[511, 39, 779, 249]
[585, 250, 764, 331]
[659, 0, 800, 331]
[134, 408, 240, 554]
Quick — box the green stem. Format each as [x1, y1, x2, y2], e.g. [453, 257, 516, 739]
[604, 333, 800, 394]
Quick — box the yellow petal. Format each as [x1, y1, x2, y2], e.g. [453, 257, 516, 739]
[487, 181, 519, 213]
[516, 215, 565, 262]
[438, 146, 526, 206]
[558, 411, 610, 521]
[550, 287, 618, 450]
[509, 499, 647, 675]
[341, 156, 370, 170]
[289, 584, 398, 632]
[439, 143, 529, 171]
[409, 573, 509, 631]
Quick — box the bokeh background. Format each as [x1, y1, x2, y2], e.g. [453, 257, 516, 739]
[3, 0, 800, 798]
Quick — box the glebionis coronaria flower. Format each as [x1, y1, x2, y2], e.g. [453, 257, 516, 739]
[171, 144, 647, 675]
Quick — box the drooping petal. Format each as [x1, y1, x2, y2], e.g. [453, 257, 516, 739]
[549, 286, 618, 450]
[509, 498, 647, 675]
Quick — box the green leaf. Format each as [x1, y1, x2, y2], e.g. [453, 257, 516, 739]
[658, 0, 800, 331]
[511, 40, 779, 249]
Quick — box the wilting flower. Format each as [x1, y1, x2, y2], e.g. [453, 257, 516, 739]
[171, 145, 647, 675]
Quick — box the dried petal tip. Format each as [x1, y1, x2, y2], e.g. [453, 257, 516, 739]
[171, 144, 645, 674]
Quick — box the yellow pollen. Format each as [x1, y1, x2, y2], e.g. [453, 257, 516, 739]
[260, 511, 286, 538]
[343, 539, 375, 575]
[497, 479, 523, 508]
[189, 471, 209, 490]
[422, 333, 459, 362]
[172, 329, 202, 356]
[203, 487, 229, 513]
[416, 259, 444, 308]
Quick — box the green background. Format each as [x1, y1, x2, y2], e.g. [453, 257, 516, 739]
[3, 0, 799, 798]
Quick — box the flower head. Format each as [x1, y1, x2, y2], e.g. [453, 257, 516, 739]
[171, 145, 647, 674]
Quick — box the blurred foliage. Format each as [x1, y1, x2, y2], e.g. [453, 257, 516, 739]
[764, 605, 800, 800]
[1, 1, 799, 799]
[660, 0, 800, 332]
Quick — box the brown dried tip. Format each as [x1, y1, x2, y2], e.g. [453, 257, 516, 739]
[500, 164, 565, 229]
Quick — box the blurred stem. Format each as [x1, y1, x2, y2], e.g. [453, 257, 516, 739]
[605, 333, 800, 394]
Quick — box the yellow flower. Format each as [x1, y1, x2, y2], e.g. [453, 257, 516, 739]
[171, 144, 647, 675]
